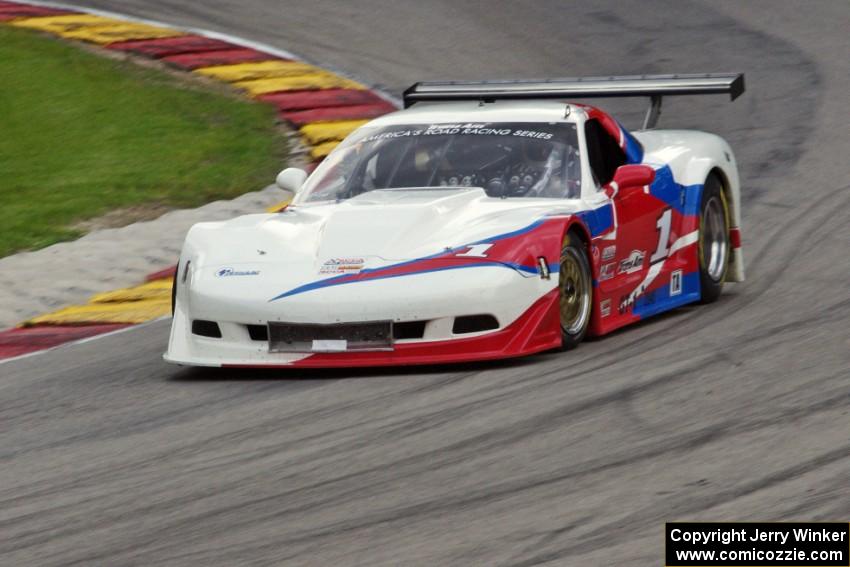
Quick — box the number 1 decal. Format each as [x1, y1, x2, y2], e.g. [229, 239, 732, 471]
[650, 208, 672, 264]
[456, 243, 493, 258]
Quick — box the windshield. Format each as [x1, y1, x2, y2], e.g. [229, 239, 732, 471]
[298, 122, 581, 202]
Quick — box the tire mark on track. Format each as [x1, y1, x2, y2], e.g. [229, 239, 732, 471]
[2, 1, 848, 565]
[505, 443, 850, 566]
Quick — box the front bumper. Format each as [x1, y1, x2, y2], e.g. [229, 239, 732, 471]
[164, 288, 561, 368]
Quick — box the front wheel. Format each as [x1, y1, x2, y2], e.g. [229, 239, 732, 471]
[698, 174, 730, 303]
[559, 233, 592, 349]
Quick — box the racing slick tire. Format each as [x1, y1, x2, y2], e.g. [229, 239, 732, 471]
[559, 232, 593, 349]
[698, 174, 731, 304]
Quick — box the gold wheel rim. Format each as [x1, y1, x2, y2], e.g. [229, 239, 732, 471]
[560, 247, 590, 335]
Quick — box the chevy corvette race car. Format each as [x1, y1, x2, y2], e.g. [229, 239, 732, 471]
[165, 74, 746, 368]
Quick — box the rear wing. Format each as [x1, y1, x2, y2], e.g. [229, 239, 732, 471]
[402, 73, 745, 129]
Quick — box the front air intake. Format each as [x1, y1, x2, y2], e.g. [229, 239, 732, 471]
[393, 321, 427, 340]
[192, 320, 222, 338]
[246, 324, 268, 341]
[452, 315, 499, 334]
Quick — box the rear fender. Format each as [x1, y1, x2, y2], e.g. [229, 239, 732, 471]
[679, 153, 744, 282]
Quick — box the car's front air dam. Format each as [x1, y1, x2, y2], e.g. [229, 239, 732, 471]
[222, 288, 561, 368]
[165, 271, 561, 368]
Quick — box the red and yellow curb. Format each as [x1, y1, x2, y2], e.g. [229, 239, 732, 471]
[0, 267, 174, 359]
[0, 1, 397, 360]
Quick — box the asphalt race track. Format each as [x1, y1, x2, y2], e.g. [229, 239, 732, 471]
[2, 2, 848, 565]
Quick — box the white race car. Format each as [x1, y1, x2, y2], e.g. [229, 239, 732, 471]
[165, 74, 745, 368]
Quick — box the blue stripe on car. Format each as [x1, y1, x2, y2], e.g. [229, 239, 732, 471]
[648, 165, 703, 216]
[632, 270, 701, 319]
[269, 219, 556, 301]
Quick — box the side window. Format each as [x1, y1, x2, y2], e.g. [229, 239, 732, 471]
[584, 119, 626, 186]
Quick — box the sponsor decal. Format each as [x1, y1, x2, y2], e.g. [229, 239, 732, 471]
[619, 231, 698, 314]
[320, 257, 366, 274]
[601, 245, 616, 261]
[670, 269, 683, 296]
[600, 299, 611, 318]
[619, 280, 651, 313]
[216, 267, 260, 277]
[618, 250, 645, 274]
[599, 262, 615, 281]
[537, 256, 551, 280]
[361, 124, 556, 143]
[618, 294, 632, 314]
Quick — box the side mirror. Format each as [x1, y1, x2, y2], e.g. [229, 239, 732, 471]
[275, 167, 307, 194]
[611, 164, 655, 191]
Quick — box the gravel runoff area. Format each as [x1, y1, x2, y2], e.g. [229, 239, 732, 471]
[0, 185, 290, 329]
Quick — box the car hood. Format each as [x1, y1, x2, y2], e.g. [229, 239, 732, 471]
[185, 187, 583, 272]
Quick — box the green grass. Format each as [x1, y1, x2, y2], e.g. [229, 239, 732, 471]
[0, 26, 286, 257]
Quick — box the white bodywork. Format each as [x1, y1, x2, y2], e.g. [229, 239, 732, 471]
[166, 191, 576, 366]
[165, 100, 743, 367]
